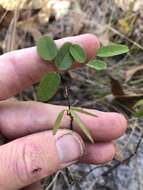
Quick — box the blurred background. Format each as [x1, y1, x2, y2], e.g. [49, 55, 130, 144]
[0, 0, 143, 189]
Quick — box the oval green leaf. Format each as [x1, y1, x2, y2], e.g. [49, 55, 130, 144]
[37, 72, 61, 101]
[70, 110, 94, 143]
[87, 59, 107, 70]
[96, 44, 129, 57]
[37, 36, 58, 61]
[70, 44, 86, 63]
[53, 110, 65, 135]
[55, 42, 74, 70]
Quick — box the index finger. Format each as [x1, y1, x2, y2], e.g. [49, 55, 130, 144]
[0, 34, 100, 100]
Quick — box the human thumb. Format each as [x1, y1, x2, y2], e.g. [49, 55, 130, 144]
[0, 130, 84, 190]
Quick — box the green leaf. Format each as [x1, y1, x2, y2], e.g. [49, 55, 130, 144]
[37, 72, 61, 101]
[37, 36, 58, 61]
[70, 110, 94, 143]
[96, 44, 129, 57]
[70, 44, 86, 63]
[134, 99, 143, 109]
[87, 59, 107, 70]
[55, 42, 74, 70]
[71, 107, 97, 117]
[53, 110, 65, 135]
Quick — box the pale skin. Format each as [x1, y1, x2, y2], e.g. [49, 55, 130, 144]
[0, 34, 127, 190]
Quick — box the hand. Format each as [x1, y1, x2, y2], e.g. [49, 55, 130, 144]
[0, 34, 127, 190]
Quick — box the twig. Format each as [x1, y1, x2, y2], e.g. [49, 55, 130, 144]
[108, 26, 143, 50]
[74, 133, 143, 185]
[65, 167, 74, 184]
[77, 165, 110, 183]
[60, 74, 75, 185]
[102, 133, 143, 177]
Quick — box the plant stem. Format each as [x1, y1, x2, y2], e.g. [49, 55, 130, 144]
[60, 74, 75, 185]
[60, 74, 74, 130]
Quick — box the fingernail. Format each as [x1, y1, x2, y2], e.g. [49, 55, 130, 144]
[56, 132, 84, 167]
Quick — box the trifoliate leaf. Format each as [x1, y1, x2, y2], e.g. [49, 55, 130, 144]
[70, 44, 86, 63]
[87, 59, 107, 70]
[55, 42, 74, 70]
[71, 107, 97, 117]
[37, 36, 58, 61]
[96, 44, 129, 57]
[70, 110, 94, 143]
[53, 110, 65, 135]
[37, 72, 61, 101]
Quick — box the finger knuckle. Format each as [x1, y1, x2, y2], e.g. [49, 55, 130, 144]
[15, 140, 43, 184]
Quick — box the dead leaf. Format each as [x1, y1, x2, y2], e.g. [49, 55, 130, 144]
[0, 0, 42, 10]
[125, 65, 143, 81]
[118, 14, 137, 35]
[114, 0, 143, 12]
[113, 94, 143, 109]
[108, 74, 143, 109]
[38, 0, 71, 24]
[0, 0, 71, 25]
[70, 11, 84, 35]
[108, 74, 125, 96]
[17, 17, 42, 41]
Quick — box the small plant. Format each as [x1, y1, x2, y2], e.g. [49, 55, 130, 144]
[36, 36, 129, 142]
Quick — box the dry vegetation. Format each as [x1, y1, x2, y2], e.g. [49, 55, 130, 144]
[0, 0, 143, 189]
